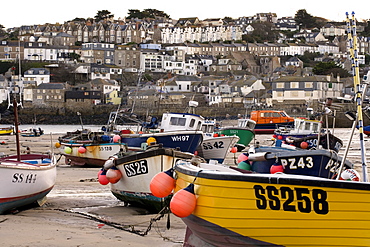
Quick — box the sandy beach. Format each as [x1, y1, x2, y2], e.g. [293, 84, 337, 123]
[0, 128, 369, 246]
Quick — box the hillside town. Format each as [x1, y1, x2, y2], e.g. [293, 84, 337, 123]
[0, 9, 370, 123]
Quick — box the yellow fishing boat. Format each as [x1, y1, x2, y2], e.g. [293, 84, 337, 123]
[172, 162, 370, 247]
[0, 126, 13, 135]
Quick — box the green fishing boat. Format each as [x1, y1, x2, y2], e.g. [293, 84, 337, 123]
[219, 119, 256, 151]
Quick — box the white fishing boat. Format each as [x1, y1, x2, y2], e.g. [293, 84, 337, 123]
[101, 144, 194, 213]
[0, 98, 57, 214]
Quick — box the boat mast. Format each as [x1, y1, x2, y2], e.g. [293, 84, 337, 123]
[346, 11, 368, 182]
[13, 98, 21, 161]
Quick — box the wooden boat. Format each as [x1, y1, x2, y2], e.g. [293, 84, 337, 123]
[20, 127, 44, 137]
[274, 116, 343, 152]
[247, 144, 352, 178]
[0, 98, 57, 214]
[0, 126, 14, 135]
[250, 110, 294, 134]
[218, 118, 256, 152]
[102, 145, 194, 213]
[171, 161, 369, 247]
[0, 154, 57, 214]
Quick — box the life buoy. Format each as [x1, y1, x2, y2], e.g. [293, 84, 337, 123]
[339, 169, 360, 181]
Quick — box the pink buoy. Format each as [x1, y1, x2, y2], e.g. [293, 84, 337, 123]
[78, 146, 86, 154]
[237, 153, 249, 163]
[150, 168, 175, 198]
[106, 167, 122, 184]
[98, 169, 109, 185]
[113, 135, 121, 143]
[170, 184, 197, 218]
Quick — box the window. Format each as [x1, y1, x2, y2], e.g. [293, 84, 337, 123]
[290, 82, 299, 88]
[170, 117, 186, 126]
[305, 82, 313, 88]
[276, 82, 284, 88]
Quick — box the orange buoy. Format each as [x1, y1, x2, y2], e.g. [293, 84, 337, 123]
[170, 183, 196, 218]
[78, 146, 86, 154]
[300, 141, 308, 149]
[55, 142, 61, 148]
[277, 135, 283, 140]
[150, 168, 175, 198]
[98, 169, 109, 185]
[230, 147, 238, 153]
[237, 153, 249, 163]
[106, 167, 122, 184]
[270, 164, 284, 174]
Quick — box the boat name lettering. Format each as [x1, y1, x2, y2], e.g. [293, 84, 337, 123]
[123, 160, 148, 177]
[171, 135, 189, 142]
[99, 146, 113, 152]
[253, 185, 329, 215]
[202, 141, 224, 150]
[280, 157, 314, 170]
[12, 173, 37, 183]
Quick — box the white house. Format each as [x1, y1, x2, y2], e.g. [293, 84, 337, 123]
[23, 68, 50, 86]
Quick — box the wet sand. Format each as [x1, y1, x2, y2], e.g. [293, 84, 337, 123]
[0, 128, 369, 246]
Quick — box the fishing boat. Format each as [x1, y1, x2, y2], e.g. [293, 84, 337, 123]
[273, 117, 343, 152]
[250, 110, 294, 134]
[0, 153, 57, 214]
[0, 99, 57, 214]
[58, 126, 128, 166]
[101, 144, 194, 213]
[196, 118, 240, 163]
[170, 161, 367, 247]
[246, 144, 352, 178]
[20, 127, 44, 137]
[0, 126, 14, 135]
[218, 118, 256, 152]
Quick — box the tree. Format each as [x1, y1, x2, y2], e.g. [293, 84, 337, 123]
[295, 9, 327, 29]
[127, 9, 169, 19]
[243, 22, 279, 43]
[94, 10, 114, 22]
[313, 61, 350, 77]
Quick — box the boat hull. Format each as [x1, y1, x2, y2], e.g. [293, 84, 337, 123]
[248, 146, 353, 178]
[121, 131, 203, 153]
[174, 163, 370, 247]
[254, 122, 294, 134]
[219, 128, 254, 151]
[196, 135, 240, 163]
[60, 142, 124, 167]
[0, 154, 57, 214]
[110, 148, 194, 212]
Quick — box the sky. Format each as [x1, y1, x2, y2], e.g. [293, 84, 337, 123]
[1, 0, 369, 29]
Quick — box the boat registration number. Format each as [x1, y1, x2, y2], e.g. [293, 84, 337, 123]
[254, 185, 329, 215]
[201, 141, 224, 150]
[123, 160, 148, 177]
[12, 173, 37, 183]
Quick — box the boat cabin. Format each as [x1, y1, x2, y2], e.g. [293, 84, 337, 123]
[275, 118, 322, 135]
[160, 112, 204, 132]
[238, 119, 256, 129]
[250, 110, 294, 125]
